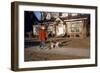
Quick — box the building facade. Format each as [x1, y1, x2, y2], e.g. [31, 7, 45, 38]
[31, 12, 90, 39]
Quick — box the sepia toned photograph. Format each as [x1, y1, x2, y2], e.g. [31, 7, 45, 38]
[24, 11, 90, 61]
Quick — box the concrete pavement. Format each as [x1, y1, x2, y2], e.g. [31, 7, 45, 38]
[26, 47, 90, 58]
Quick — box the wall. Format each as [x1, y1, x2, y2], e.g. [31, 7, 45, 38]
[0, 0, 99, 73]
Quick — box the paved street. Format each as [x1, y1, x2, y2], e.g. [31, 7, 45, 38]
[24, 38, 90, 61]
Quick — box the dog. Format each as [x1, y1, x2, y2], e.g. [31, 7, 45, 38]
[50, 41, 61, 49]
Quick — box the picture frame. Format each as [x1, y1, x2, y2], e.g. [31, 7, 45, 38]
[11, 1, 97, 71]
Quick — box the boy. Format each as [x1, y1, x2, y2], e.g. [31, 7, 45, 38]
[38, 24, 47, 49]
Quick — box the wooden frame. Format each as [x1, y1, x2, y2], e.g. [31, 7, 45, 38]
[11, 1, 97, 71]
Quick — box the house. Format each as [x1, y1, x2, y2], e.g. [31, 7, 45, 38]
[64, 18, 88, 38]
[48, 14, 89, 39]
[30, 12, 90, 39]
